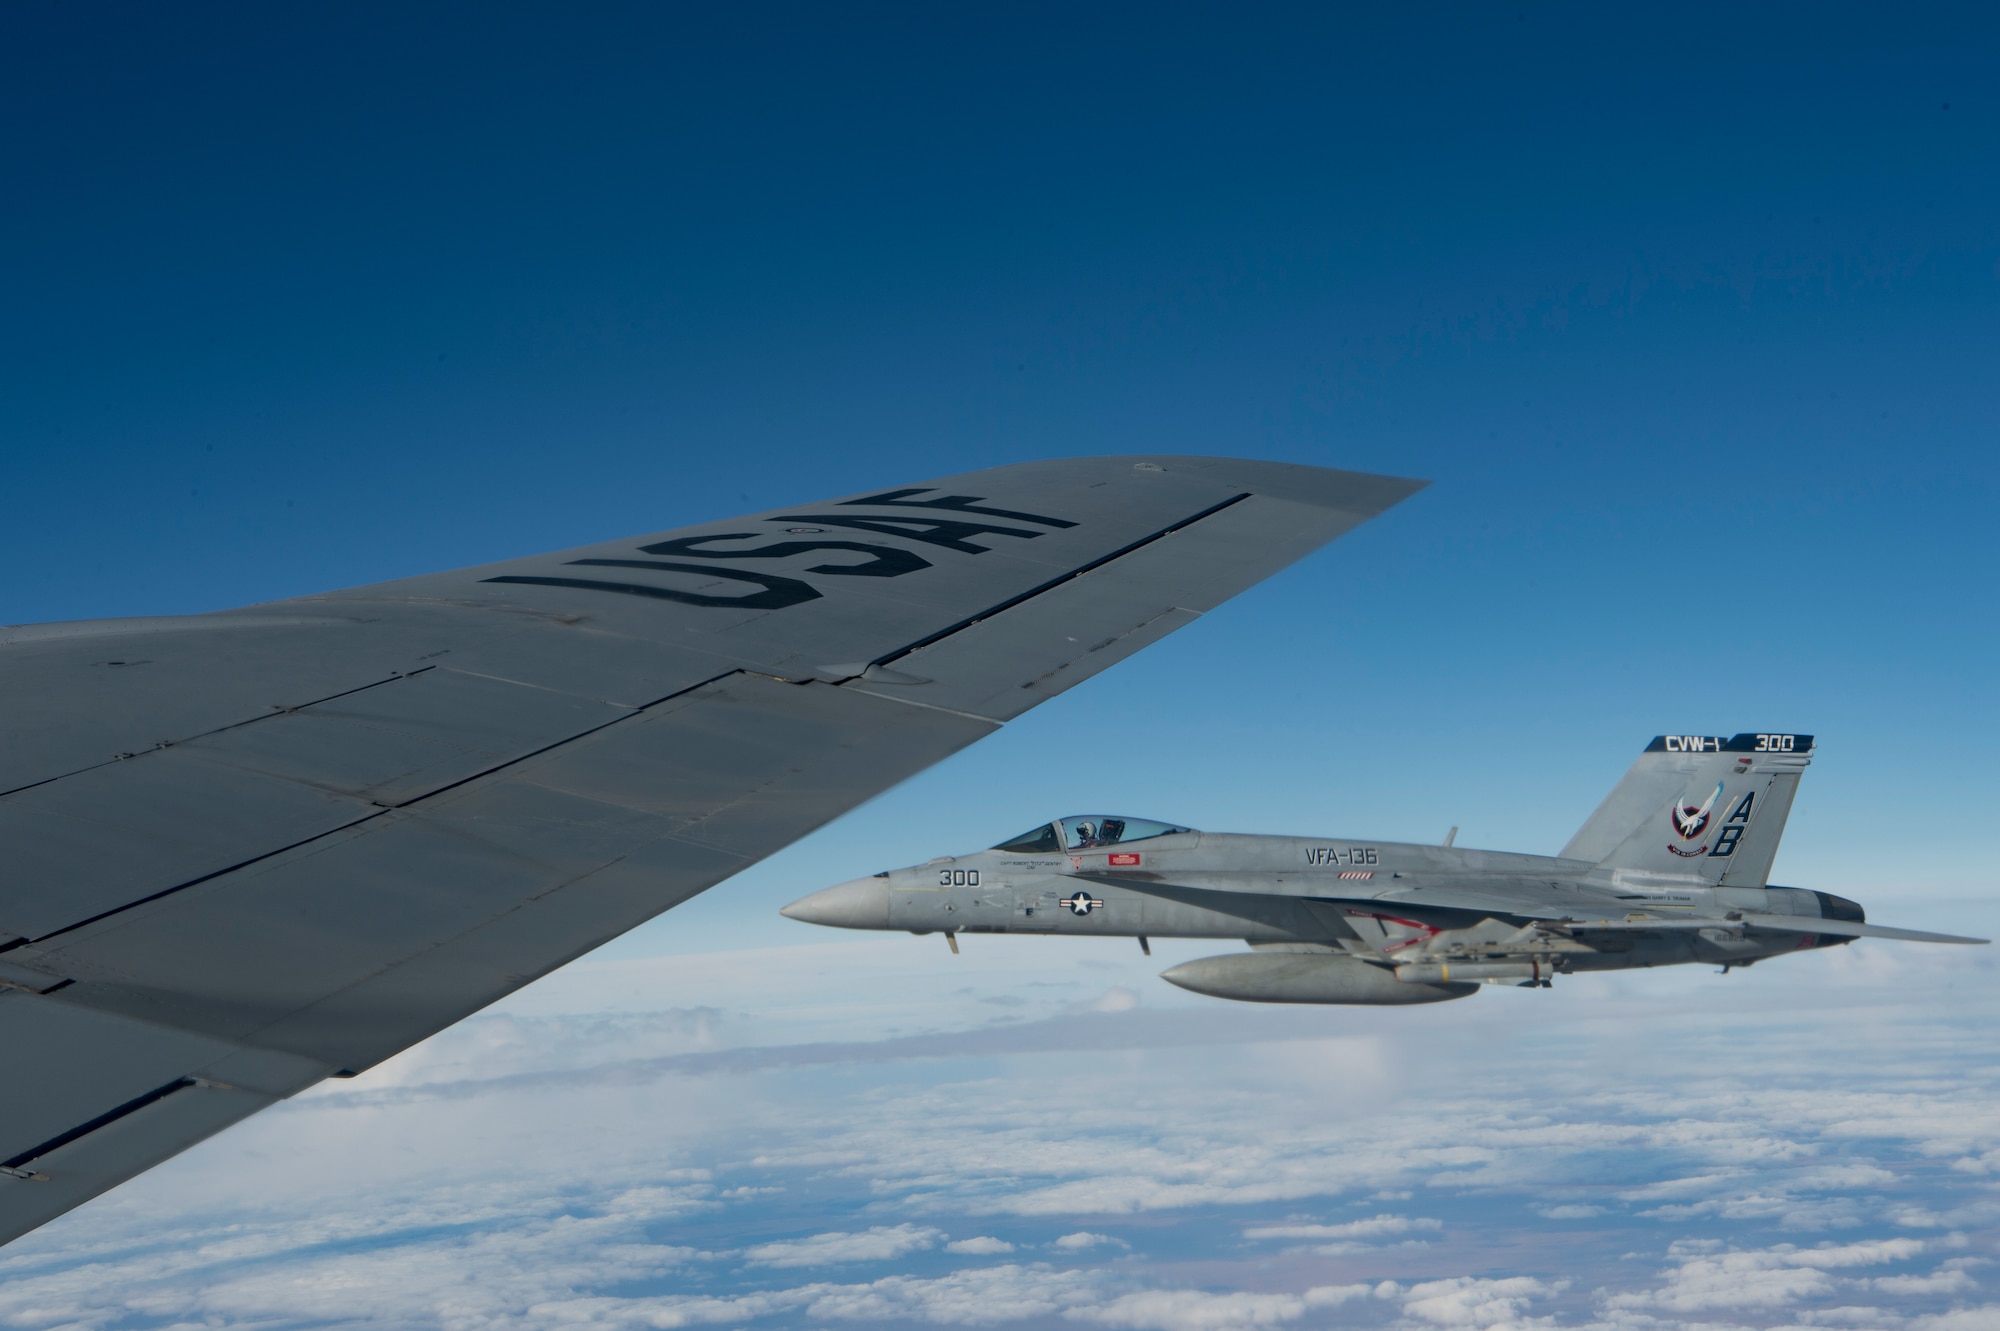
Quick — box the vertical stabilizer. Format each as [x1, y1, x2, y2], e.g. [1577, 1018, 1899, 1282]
[1563, 734, 1814, 887]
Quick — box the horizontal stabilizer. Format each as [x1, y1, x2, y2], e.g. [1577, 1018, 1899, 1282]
[1724, 913, 1983, 944]
[1552, 913, 1987, 945]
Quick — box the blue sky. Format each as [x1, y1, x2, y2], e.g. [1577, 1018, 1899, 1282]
[2, 4, 1997, 1328]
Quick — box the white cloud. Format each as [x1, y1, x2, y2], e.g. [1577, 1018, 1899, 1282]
[1608, 1239, 1932, 1314]
[1631, 1262, 1840, 1313]
[1617, 1174, 1744, 1202]
[742, 1224, 942, 1267]
[798, 1263, 1102, 1324]
[522, 1262, 1107, 1327]
[1397, 1275, 1565, 1327]
[1797, 1240, 1931, 1268]
[0, 1179, 719, 1330]
[3, 925, 1998, 1331]
[1068, 1283, 1374, 1330]
[1870, 1267, 1977, 1295]
[1906, 1310, 2000, 1331]
[1242, 1213, 1441, 1241]
[1795, 1309, 1907, 1327]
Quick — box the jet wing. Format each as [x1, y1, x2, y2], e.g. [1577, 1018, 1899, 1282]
[0, 455, 1421, 1246]
[1083, 877, 1988, 946]
[1344, 890, 1987, 945]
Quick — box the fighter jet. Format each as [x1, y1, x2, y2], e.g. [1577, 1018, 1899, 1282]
[781, 733, 1986, 1003]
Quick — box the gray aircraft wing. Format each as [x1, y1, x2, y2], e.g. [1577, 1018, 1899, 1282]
[0, 455, 1420, 1247]
[1085, 877, 1988, 945]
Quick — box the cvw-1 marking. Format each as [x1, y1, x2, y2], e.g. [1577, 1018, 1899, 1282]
[1660, 733, 1806, 754]
[1304, 846, 1378, 867]
[939, 869, 981, 887]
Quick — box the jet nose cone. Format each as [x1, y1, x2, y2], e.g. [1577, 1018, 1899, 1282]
[781, 877, 893, 930]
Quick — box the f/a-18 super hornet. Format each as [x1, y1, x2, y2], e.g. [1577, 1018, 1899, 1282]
[0, 456, 1422, 1249]
[781, 733, 1986, 1003]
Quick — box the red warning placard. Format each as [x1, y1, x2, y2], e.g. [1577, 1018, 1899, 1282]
[1107, 852, 1141, 866]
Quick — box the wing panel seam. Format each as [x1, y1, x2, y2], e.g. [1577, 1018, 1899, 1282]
[2, 1077, 198, 1176]
[9, 669, 744, 949]
[0, 666, 442, 803]
[866, 492, 1250, 671]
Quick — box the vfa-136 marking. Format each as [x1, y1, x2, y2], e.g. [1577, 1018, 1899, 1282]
[1304, 846, 1378, 867]
[781, 735, 1985, 1006]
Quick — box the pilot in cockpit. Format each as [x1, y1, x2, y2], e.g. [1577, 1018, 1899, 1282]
[1067, 818, 1130, 849]
[997, 816, 1193, 856]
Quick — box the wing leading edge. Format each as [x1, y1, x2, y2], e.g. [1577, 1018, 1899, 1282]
[0, 455, 1422, 1246]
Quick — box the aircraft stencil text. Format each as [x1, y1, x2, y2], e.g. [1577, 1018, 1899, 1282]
[1304, 846, 1378, 866]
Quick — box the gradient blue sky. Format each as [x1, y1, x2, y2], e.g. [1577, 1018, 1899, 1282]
[3, 5, 1996, 1328]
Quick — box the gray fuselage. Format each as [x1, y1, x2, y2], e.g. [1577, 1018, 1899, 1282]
[785, 827, 1857, 975]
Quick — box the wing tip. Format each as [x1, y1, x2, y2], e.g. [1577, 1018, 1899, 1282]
[1135, 456, 1430, 517]
[881, 455, 1429, 520]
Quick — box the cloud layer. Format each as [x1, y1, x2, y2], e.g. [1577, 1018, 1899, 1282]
[1, 924, 1995, 1331]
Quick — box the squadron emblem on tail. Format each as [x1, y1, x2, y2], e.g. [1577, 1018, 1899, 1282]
[1667, 781, 1722, 855]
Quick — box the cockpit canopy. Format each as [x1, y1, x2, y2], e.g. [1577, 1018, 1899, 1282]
[992, 815, 1195, 854]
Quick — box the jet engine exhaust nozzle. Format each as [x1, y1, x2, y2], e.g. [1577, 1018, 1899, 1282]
[780, 878, 894, 930]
